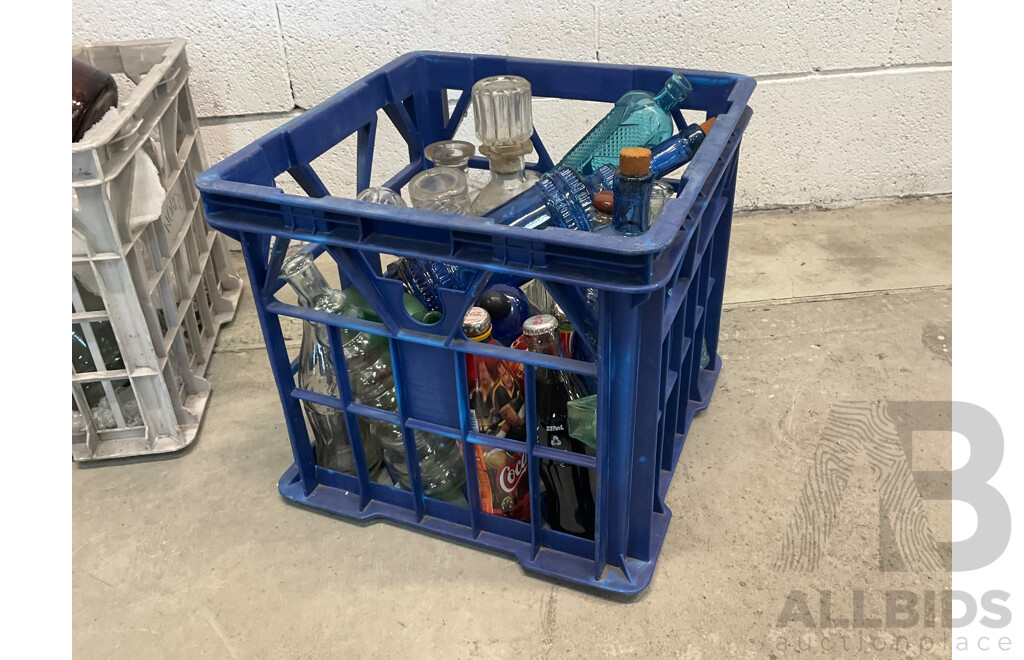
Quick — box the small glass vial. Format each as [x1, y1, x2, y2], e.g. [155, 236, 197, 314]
[470, 75, 541, 214]
[612, 148, 655, 236]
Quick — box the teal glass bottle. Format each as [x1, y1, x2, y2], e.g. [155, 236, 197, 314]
[556, 73, 692, 176]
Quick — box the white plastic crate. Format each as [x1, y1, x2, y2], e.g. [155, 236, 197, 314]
[72, 38, 242, 461]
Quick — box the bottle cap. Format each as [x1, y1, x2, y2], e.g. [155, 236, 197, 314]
[549, 303, 573, 331]
[463, 306, 493, 341]
[472, 75, 535, 157]
[699, 117, 716, 135]
[522, 314, 558, 337]
[592, 190, 613, 214]
[619, 148, 652, 177]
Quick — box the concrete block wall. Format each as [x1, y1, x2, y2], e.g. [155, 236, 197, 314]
[73, 0, 951, 210]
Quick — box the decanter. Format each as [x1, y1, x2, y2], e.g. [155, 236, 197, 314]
[469, 75, 541, 214]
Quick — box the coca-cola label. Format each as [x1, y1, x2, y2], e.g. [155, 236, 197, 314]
[497, 451, 528, 493]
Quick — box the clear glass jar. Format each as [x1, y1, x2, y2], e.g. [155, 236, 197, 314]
[407, 167, 472, 214]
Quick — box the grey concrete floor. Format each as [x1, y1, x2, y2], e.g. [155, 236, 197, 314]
[73, 196, 952, 659]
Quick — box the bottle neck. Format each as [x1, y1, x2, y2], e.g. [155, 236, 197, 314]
[652, 74, 691, 112]
[525, 331, 561, 357]
[283, 259, 331, 308]
[485, 152, 528, 178]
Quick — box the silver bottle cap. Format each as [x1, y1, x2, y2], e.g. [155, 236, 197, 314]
[463, 306, 493, 340]
[522, 314, 558, 337]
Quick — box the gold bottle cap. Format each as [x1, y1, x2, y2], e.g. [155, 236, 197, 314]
[700, 117, 716, 134]
[618, 147, 652, 177]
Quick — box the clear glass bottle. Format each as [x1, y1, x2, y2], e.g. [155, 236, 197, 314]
[557, 73, 692, 176]
[356, 186, 407, 206]
[407, 167, 472, 214]
[282, 254, 464, 497]
[345, 333, 465, 500]
[648, 181, 676, 222]
[281, 255, 384, 476]
[613, 148, 655, 236]
[470, 75, 541, 214]
[425, 140, 475, 171]
[521, 314, 595, 539]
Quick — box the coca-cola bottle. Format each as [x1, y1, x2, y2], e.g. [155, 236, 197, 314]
[463, 307, 530, 521]
[521, 314, 595, 539]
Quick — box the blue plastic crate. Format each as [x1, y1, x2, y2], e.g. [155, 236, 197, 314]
[196, 51, 754, 594]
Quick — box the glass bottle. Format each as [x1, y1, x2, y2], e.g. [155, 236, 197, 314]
[407, 167, 472, 214]
[281, 255, 384, 476]
[387, 256, 473, 313]
[470, 75, 541, 214]
[73, 57, 118, 142]
[557, 73, 692, 176]
[594, 172, 677, 230]
[648, 181, 676, 222]
[464, 307, 530, 520]
[549, 302, 576, 359]
[356, 186, 407, 206]
[648, 117, 716, 179]
[425, 140, 475, 171]
[486, 117, 713, 231]
[283, 254, 465, 498]
[521, 314, 595, 538]
[613, 148, 655, 236]
[477, 284, 531, 347]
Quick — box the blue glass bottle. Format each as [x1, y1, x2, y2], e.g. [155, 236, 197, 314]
[387, 257, 475, 313]
[613, 148, 655, 236]
[557, 73, 692, 176]
[477, 285, 531, 346]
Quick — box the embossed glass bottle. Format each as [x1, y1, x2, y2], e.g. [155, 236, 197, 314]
[281, 255, 383, 476]
[283, 254, 464, 498]
[557, 73, 692, 176]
